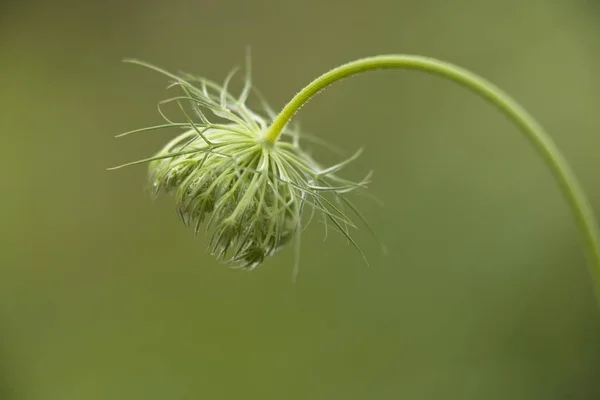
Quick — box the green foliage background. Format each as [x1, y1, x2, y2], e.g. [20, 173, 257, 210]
[1, 0, 599, 398]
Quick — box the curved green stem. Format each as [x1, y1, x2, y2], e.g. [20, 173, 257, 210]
[263, 55, 600, 308]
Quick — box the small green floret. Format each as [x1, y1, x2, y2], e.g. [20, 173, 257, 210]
[110, 58, 374, 270]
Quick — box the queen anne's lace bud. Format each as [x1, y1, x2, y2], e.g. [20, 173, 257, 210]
[111, 58, 372, 270]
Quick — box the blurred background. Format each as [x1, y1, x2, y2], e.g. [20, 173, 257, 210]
[1, 0, 600, 398]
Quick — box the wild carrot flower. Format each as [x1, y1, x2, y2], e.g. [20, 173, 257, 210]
[110, 57, 373, 271]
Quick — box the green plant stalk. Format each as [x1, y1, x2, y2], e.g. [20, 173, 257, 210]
[262, 55, 600, 308]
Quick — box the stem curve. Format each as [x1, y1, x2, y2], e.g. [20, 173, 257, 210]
[263, 55, 600, 308]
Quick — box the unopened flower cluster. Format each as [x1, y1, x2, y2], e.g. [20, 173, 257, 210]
[114, 60, 370, 269]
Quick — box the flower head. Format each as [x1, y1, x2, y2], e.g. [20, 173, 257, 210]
[110, 57, 375, 271]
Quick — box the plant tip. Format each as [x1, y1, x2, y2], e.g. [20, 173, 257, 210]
[111, 57, 375, 271]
